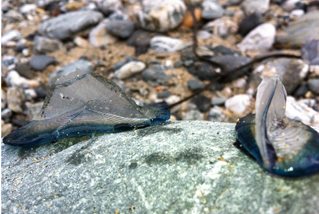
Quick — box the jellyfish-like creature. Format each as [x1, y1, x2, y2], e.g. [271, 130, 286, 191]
[3, 69, 170, 146]
[235, 75, 319, 177]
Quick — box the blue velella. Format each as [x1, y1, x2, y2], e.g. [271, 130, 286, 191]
[235, 75, 319, 177]
[3, 69, 170, 146]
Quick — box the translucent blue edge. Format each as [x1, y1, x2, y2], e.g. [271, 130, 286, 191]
[235, 113, 319, 177]
[2, 108, 170, 147]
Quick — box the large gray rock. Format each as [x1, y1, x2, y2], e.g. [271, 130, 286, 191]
[275, 10, 319, 48]
[2, 121, 319, 213]
[39, 10, 103, 40]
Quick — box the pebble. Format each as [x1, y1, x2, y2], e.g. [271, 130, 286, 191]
[150, 36, 184, 53]
[1, 108, 12, 123]
[29, 55, 56, 71]
[301, 39, 319, 65]
[191, 94, 211, 112]
[211, 97, 227, 106]
[307, 79, 319, 95]
[34, 85, 47, 99]
[126, 30, 152, 56]
[19, 4, 37, 14]
[157, 91, 172, 99]
[2, 56, 18, 67]
[142, 65, 169, 87]
[33, 36, 62, 53]
[109, 10, 128, 21]
[5, 70, 40, 88]
[1, 30, 21, 46]
[105, 20, 135, 39]
[241, 0, 269, 15]
[24, 89, 38, 101]
[187, 79, 206, 91]
[250, 58, 308, 94]
[165, 95, 181, 106]
[237, 23, 276, 52]
[208, 106, 225, 121]
[1, 120, 12, 137]
[49, 58, 94, 85]
[95, 0, 123, 16]
[73, 36, 91, 48]
[22, 48, 30, 56]
[286, 96, 319, 127]
[232, 78, 247, 88]
[194, 62, 219, 80]
[225, 94, 250, 115]
[136, 0, 186, 32]
[182, 9, 202, 28]
[89, 19, 118, 48]
[203, 17, 238, 38]
[15, 63, 34, 79]
[39, 10, 104, 40]
[275, 10, 319, 48]
[4, 9, 23, 24]
[7, 87, 25, 113]
[114, 61, 146, 79]
[294, 84, 308, 98]
[238, 12, 263, 37]
[65, 1, 86, 11]
[25, 102, 43, 120]
[183, 110, 204, 120]
[282, 0, 304, 12]
[173, 61, 184, 68]
[202, 0, 224, 20]
[1, 89, 7, 109]
[197, 30, 211, 39]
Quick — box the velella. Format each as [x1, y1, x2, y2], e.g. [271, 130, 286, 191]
[235, 75, 319, 177]
[3, 69, 170, 146]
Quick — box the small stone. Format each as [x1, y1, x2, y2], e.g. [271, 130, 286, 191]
[301, 39, 319, 65]
[15, 63, 34, 79]
[4, 9, 23, 24]
[225, 94, 250, 115]
[108, 10, 128, 21]
[95, 0, 123, 16]
[1, 89, 6, 109]
[125, 56, 135, 63]
[187, 79, 206, 91]
[202, 0, 224, 20]
[25, 102, 43, 120]
[73, 36, 91, 48]
[275, 10, 319, 49]
[39, 10, 103, 40]
[208, 106, 225, 121]
[294, 84, 308, 98]
[238, 12, 264, 37]
[197, 30, 211, 39]
[19, 4, 37, 14]
[5, 71, 40, 88]
[7, 87, 25, 113]
[241, 0, 269, 15]
[34, 85, 47, 99]
[1, 109, 12, 122]
[136, 0, 186, 32]
[211, 97, 227, 106]
[112, 61, 125, 70]
[126, 30, 152, 56]
[165, 95, 181, 106]
[290, 9, 304, 19]
[183, 110, 204, 120]
[182, 9, 202, 28]
[105, 20, 135, 39]
[89, 19, 118, 48]
[65, 1, 86, 11]
[49, 58, 93, 85]
[282, 0, 304, 12]
[238, 23, 276, 52]
[184, 60, 194, 67]
[157, 91, 172, 99]
[142, 65, 169, 87]
[150, 36, 183, 53]
[2, 56, 18, 67]
[232, 78, 247, 88]
[29, 55, 56, 71]
[194, 62, 219, 81]
[286, 96, 319, 127]
[173, 61, 184, 68]
[1, 121, 12, 137]
[114, 61, 146, 79]
[1, 30, 21, 46]
[307, 79, 319, 95]
[191, 94, 211, 112]
[33, 36, 62, 53]
[22, 48, 30, 56]
[24, 89, 37, 101]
